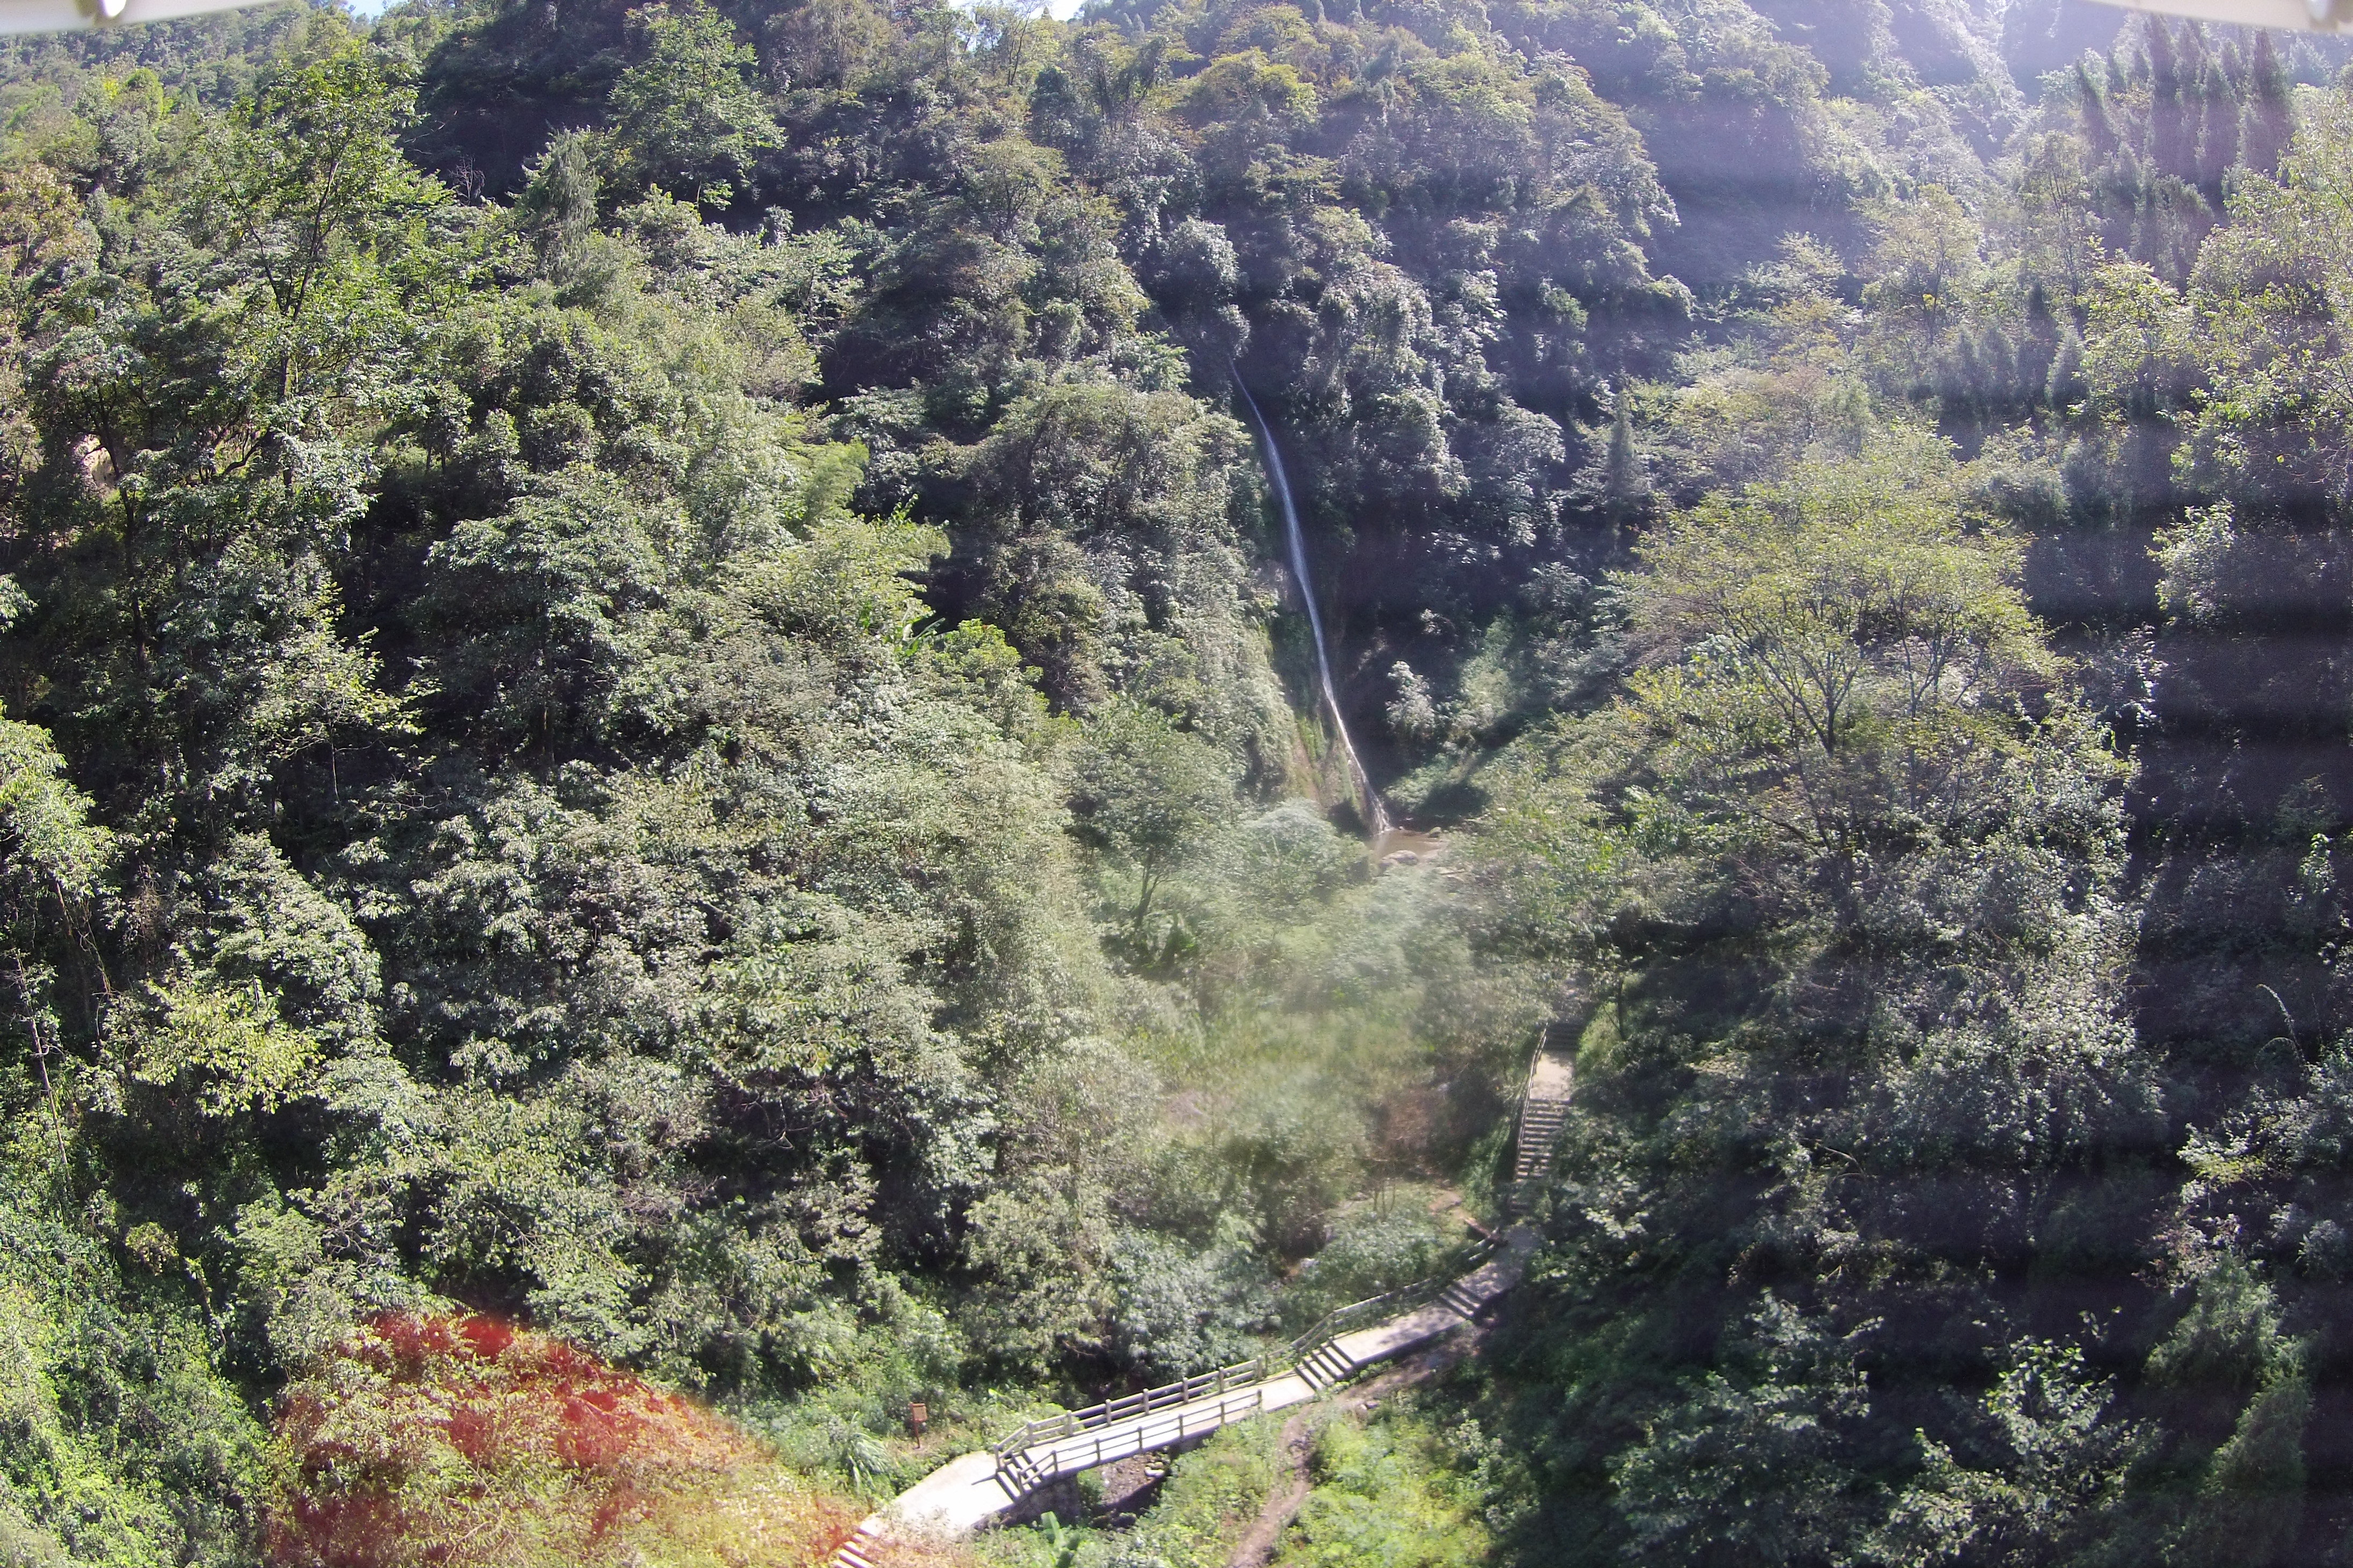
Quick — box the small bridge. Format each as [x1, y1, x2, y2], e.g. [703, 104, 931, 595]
[831, 1047, 1574, 1567]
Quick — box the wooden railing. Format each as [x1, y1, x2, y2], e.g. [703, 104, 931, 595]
[1283, 1237, 1500, 1355]
[989, 1235, 1502, 1466]
[992, 1354, 1281, 1459]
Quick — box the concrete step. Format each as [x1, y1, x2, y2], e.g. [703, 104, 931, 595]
[830, 1526, 882, 1568]
[1439, 1280, 1487, 1317]
[1298, 1342, 1357, 1389]
[996, 1450, 1047, 1500]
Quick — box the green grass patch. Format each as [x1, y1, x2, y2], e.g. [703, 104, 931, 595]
[1271, 1402, 1491, 1568]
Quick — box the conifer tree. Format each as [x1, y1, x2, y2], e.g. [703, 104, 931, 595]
[2196, 58, 2237, 209]
[2077, 61, 2118, 162]
[1600, 387, 1648, 527]
[2148, 19, 2193, 185]
[2241, 29, 2293, 177]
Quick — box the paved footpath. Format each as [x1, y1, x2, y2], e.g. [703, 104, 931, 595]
[1528, 1050, 1574, 1103]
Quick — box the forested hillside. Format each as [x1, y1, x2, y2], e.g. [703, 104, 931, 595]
[3, 0, 2353, 1562]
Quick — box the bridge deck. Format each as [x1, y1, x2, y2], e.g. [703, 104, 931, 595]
[1017, 1375, 1317, 1486]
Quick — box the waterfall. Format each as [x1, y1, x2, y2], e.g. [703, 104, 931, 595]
[1232, 371, 1390, 837]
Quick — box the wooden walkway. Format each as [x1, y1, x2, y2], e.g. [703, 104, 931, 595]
[829, 1049, 1574, 1567]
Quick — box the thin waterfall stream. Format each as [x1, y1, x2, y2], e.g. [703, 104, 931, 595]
[1232, 371, 1390, 837]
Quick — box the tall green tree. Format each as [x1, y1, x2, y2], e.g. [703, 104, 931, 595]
[603, 0, 777, 208]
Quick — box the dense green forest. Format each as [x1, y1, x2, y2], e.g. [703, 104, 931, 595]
[4, 0, 2353, 1560]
